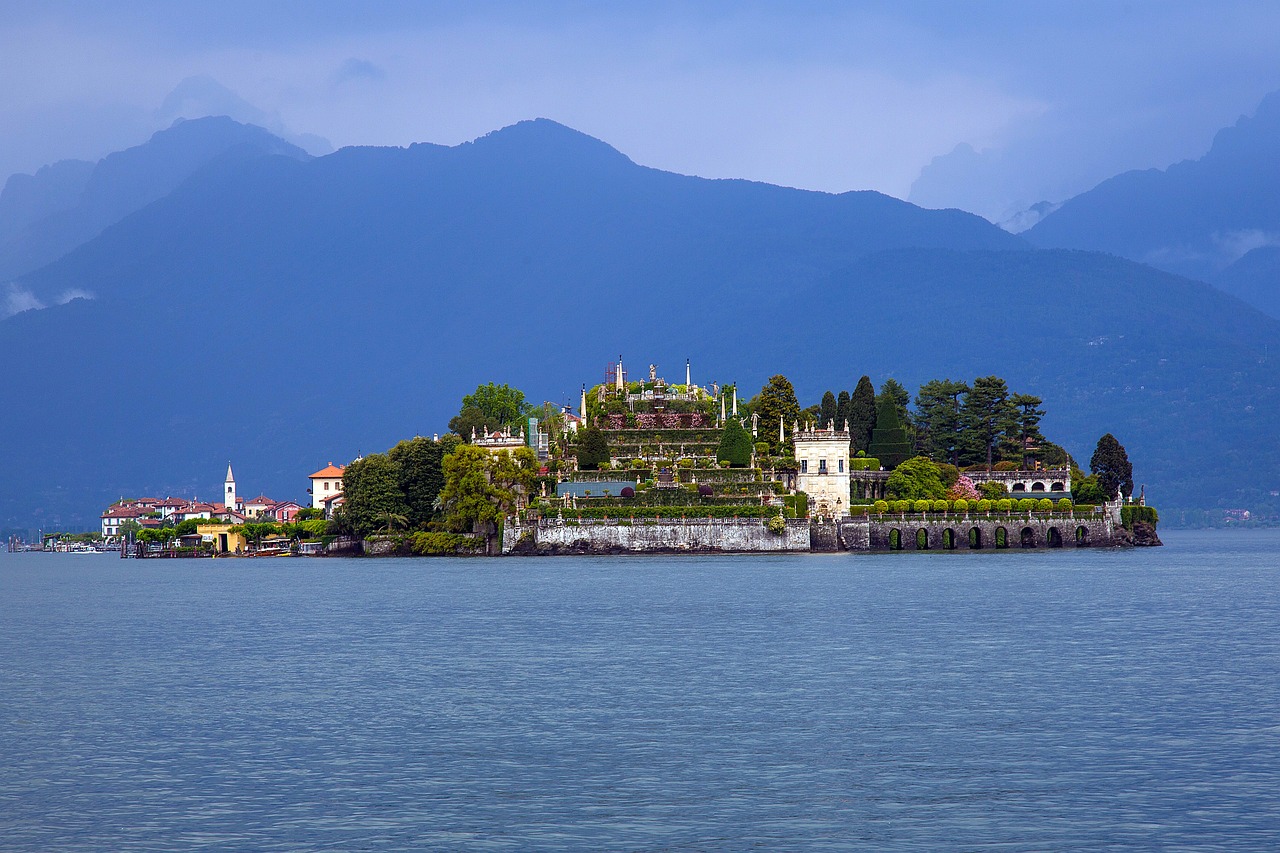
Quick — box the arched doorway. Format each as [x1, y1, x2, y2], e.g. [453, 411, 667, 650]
[889, 528, 902, 551]
[1020, 527, 1036, 548]
[1031, 482, 1046, 492]
[1051, 482, 1066, 492]
[916, 528, 929, 550]
[1075, 525, 1089, 546]
[1047, 527, 1063, 548]
[942, 528, 956, 550]
[995, 527, 1008, 549]
[1012, 483, 1027, 493]
[968, 527, 983, 549]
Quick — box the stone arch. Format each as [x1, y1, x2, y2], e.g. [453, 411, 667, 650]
[995, 526, 1008, 549]
[1031, 481, 1047, 492]
[1012, 483, 1027, 492]
[968, 526, 983, 549]
[916, 528, 929, 550]
[889, 528, 902, 551]
[1047, 527, 1063, 548]
[942, 528, 957, 550]
[1020, 526, 1036, 548]
[1075, 525, 1089, 546]
[1051, 481, 1066, 492]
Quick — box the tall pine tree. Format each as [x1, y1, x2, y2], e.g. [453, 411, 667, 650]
[959, 376, 1018, 468]
[1090, 433, 1133, 499]
[867, 394, 913, 469]
[914, 379, 969, 465]
[751, 375, 801, 456]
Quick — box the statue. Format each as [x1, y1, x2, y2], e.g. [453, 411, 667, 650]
[649, 364, 657, 382]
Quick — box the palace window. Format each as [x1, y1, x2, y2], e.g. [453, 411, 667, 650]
[801, 459, 808, 473]
[839, 459, 844, 473]
[819, 459, 828, 474]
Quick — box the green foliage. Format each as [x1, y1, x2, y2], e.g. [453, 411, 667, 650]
[868, 394, 913, 469]
[576, 427, 610, 470]
[848, 376, 877, 453]
[1072, 473, 1109, 505]
[1036, 498, 1054, 512]
[751, 375, 801, 455]
[885, 456, 947, 500]
[953, 498, 969, 512]
[1091, 433, 1134, 499]
[438, 444, 538, 534]
[1017, 498, 1037, 511]
[976, 499, 992, 512]
[979, 481, 1008, 500]
[959, 375, 1018, 468]
[766, 514, 787, 535]
[754, 442, 770, 457]
[914, 378, 970, 465]
[1006, 393, 1046, 467]
[410, 531, 485, 555]
[913, 499, 931, 513]
[462, 382, 530, 428]
[563, 505, 784, 520]
[873, 500, 889, 513]
[1057, 498, 1073, 512]
[931, 499, 949, 512]
[819, 391, 838, 428]
[716, 417, 753, 468]
[996, 499, 1013, 511]
[935, 462, 959, 488]
[993, 460, 1020, 471]
[849, 457, 880, 471]
[894, 500, 911, 513]
[835, 390, 851, 433]
[294, 507, 325, 521]
[1121, 505, 1159, 529]
[387, 435, 447, 529]
[878, 378, 911, 428]
[334, 454, 405, 538]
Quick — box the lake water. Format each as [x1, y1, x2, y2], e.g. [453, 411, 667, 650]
[2, 530, 1278, 851]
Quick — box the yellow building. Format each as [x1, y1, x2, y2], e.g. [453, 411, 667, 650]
[197, 522, 248, 554]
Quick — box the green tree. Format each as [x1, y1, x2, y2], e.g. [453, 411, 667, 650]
[1090, 433, 1134, 499]
[751, 375, 801, 455]
[438, 445, 539, 536]
[914, 378, 970, 465]
[448, 405, 490, 441]
[118, 519, 142, 538]
[575, 427, 609, 470]
[835, 390, 851, 432]
[848, 376, 877, 453]
[819, 391, 838, 429]
[886, 456, 948, 500]
[716, 417, 753, 467]
[867, 393, 913, 469]
[388, 436, 447, 529]
[374, 511, 409, 534]
[1007, 393, 1047, 467]
[461, 382, 530, 429]
[878, 379, 910, 427]
[336, 454, 407, 538]
[959, 376, 1018, 468]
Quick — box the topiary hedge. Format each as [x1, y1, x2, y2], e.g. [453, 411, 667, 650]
[1121, 505, 1159, 529]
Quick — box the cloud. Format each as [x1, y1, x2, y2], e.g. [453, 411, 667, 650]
[3, 283, 44, 317]
[332, 58, 386, 86]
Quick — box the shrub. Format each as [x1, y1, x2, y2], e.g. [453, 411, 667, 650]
[598, 461, 612, 470]
[720, 460, 732, 469]
[411, 532, 484, 555]
[932, 499, 949, 512]
[677, 458, 694, 469]
[698, 484, 713, 497]
[1037, 498, 1054, 512]
[1017, 498, 1036, 512]
[886, 456, 947, 500]
[914, 499, 932, 513]
[997, 499, 1013, 512]
[766, 514, 787, 535]
[631, 459, 646, 469]
[755, 442, 770, 456]
[936, 463, 960, 488]
[716, 417, 753, 468]
[873, 500, 889, 513]
[948, 475, 981, 501]
[894, 500, 911, 513]
[576, 427, 609, 470]
[1057, 497, 1072, 512]
[620, 487, 635, 498]
[953, 499, 968, 513]
[1121, 505, 1159, 529]
[979, 481, 1008, 499]
[994, 460, 1020, 471]
[976, 499, 991, 512]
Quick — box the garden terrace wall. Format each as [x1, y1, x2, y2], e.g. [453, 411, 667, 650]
[837, 512, 1118, 552]
[503, 517, 811, 554]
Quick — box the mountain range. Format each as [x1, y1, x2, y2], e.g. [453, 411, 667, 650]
[3, 115, 1278, 531]
[1024, 91, 1280, 321]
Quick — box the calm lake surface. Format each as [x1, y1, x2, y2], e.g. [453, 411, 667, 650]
[2, 530, 1278, 851]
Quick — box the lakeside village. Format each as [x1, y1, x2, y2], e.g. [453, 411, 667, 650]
[28, 358, 1160, 557]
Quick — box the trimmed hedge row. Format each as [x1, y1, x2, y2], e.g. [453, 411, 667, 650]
[865, 497, 1085, 515]
[411, 532, 485, 555]
[557, 505, 788, 520]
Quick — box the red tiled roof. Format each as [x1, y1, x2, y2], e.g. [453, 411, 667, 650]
[310, 464, 345, 479]
[102, 506, 148, 519]
[321, 491, 345, 505]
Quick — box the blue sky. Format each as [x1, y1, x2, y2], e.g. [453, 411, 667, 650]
[3, 1, 1280, 221]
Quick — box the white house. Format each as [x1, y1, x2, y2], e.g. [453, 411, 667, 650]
[309, 463, 346, 509]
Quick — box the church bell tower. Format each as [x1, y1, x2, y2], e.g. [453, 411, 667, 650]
[224, 462, 237, 512]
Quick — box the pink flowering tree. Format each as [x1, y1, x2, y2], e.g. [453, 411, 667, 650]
[947, 475, 981, 502]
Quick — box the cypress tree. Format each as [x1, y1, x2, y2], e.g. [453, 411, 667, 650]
[848, 376, 877, 453]
[716, 418, 753, 468]
[819, 391, 837, 429]
[867, 394, 913, 469]
[576, 427, 610, 471]
[835, 390, 851, 431]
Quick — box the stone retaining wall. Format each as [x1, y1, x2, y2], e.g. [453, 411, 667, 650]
[503, 517, 810, 554]
[838, 513, 1116, 551]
